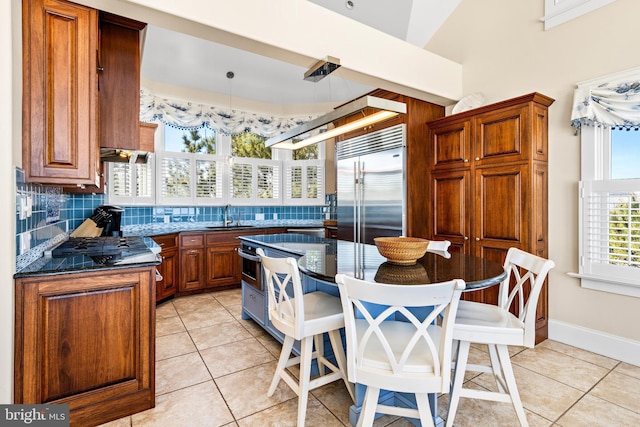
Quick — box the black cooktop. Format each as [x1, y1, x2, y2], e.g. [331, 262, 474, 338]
[52, 236, 148, 257]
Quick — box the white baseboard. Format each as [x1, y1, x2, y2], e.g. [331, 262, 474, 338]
[548, 319, 640, 367]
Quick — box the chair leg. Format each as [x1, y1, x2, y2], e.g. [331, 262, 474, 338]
[415, 393, 435, 427]
[297, 336, 314, 427]
[328, 329, 355, 402]
[357, 386, 380, 427]
[268, 335, 295, 397]
[496, 345, 529, 427]
[314, 333, 326, 376]
[446, 340, 471, 427]
[487, 344, 507, 393]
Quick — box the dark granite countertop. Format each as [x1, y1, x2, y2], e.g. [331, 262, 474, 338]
[122, 221, 324, 237]
[14, 237, 161, 279]
[240, 234, 507, 290]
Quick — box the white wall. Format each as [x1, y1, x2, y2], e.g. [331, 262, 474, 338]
[1, 0, 18, 404]
[427, 0, 640, 363]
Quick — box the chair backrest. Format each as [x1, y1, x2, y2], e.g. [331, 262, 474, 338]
[335, 273, 465, 392]
[427, 239, 451, 252]
[257, 248, 305, 338]
[497, 247, 555, 347]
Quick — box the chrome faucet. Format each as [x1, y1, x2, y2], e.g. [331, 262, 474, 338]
[223, 204, 234, 227]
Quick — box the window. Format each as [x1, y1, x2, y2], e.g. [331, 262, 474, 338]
[108, 122, 325, 207]
[284, 160, 324, 204]
[541, 0, 615, 30]
[165, 125, 216, 153]
[577, 126, 640, 296]
[106, 156, 155, 205]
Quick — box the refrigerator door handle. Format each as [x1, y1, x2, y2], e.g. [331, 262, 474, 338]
[359, 160, 365, 245]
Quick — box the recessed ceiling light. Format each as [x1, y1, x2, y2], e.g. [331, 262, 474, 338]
[345, 1, 354, 10]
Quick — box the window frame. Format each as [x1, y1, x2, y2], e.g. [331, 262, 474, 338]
[574, 124, 640, 297]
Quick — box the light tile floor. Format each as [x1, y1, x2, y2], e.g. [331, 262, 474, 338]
[100, 290, 640, 427]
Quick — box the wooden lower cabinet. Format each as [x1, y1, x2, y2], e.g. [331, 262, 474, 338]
[153, 234, 178, 302]
[206, 244, 240, 287]
[14, 267, 156, 427]
[177, 228, 286, 294]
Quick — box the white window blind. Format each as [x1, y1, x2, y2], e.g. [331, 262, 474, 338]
[135, 161, 154, 201]
[195, 157, 223, 203]
[158, 152, 192, 205]
[284, 160, 324, 205]
[110, 163, 131, 198]
[229, 158, 281, 205]
[106, 157, 155, 205]
[257, 164, 279, 200]
[580, 179, 640, 281]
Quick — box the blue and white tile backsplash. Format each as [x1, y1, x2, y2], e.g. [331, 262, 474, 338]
[15, 167, 334, 268]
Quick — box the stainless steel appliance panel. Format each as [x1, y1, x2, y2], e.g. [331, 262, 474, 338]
[336, 124, 406, 245]
[238, 242, 263, 290]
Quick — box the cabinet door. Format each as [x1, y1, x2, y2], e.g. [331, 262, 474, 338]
[206, 244, 240, 287]
[473, 105, 530, 166]
[22, 0, 99, 185]
[98, 13, 146, 150]
[430, 169, 471, 253]
[14, 268, 155, 425]
[473, 164, 529, 258]
[156, 248, 177, 301]
[428, 118, 472, 170]
[180, 248, 205, 291]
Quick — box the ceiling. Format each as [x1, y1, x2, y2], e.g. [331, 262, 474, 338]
[140, 0, 460, 111]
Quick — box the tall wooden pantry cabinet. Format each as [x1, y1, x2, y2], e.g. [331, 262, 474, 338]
[426, 92, 554, 342]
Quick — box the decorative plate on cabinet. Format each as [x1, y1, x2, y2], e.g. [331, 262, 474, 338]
[452, 93, 485, 114]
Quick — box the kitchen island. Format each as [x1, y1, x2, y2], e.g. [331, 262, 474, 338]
[239, 233, 507, 426]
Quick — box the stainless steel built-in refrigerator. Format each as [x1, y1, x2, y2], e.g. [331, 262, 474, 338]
[336, 124, 406, 245]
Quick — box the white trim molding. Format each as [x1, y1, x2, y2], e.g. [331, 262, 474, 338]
[541, 0, 616, 30]
[549, 319, 640, 366]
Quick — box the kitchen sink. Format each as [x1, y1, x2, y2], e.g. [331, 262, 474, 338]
[206, 225, 257, 231]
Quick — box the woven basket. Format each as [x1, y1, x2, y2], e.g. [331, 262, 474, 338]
[373, 237, 429, 265]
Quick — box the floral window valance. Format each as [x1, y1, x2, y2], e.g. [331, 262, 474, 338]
[571, 79, 640, 132]
[140, 89, 319, 137]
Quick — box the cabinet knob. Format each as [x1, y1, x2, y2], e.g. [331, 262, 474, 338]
[464, 236, 469, 240]
[475, 157, 480, 161]
[464, 159, 469, 163]
[97, 67, 104, 72]
[475, 237, 480, 241]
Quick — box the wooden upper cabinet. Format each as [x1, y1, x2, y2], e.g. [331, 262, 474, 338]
[428, 92, 554, 171]
[428, 117, 472, 170]
[474, 105, 531, 166]
[139, 122, 158, 153]
[98, 12, 146, 151]
[23, 0, 148, 185]
[22, 0, 99, 185]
